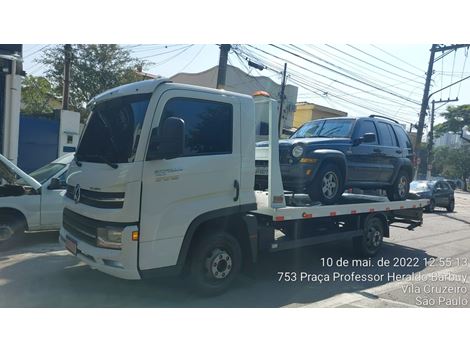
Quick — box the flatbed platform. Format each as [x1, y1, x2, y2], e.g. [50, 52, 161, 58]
[252, 191, 429, 221]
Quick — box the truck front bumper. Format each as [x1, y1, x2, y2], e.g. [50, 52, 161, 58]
[59, 225, 141, 280]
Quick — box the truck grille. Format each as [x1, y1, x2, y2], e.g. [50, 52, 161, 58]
[65, 185, 125, 209]
[63, 208, 98, 246]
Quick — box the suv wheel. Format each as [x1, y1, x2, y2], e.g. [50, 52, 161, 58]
[307, 163, 344, 205]
[386, 170, 410, 201]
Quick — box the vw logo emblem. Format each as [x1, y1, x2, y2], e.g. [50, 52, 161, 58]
[74, 184, 81, 204]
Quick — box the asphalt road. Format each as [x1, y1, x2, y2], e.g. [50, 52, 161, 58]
[1, 192, 469, 308]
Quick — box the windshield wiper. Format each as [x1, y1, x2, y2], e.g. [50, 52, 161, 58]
[78, 154, 118, 169]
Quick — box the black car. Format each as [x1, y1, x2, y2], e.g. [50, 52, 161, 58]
[255, 115, 414, 204]
[409, 180, 455, 212]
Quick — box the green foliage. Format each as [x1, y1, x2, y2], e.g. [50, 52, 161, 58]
[21, 75, 59, 114]
[37, 44, 146, 120]
[434, 104, 470, 141]
[433, 145, 470, 189]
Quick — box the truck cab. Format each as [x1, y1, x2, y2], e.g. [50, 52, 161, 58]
[60, 79, 256, 284]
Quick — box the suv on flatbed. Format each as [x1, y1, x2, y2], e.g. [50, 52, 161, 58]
[255, 115, 414, 205]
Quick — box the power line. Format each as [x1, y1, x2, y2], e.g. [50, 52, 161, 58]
[139, 45, 193, 59]
[324, 44, 425, 86]
[269, 44, 421, 105]
[309, 44, 424, 91]
[23, 44, 50, 59]
[370, 45, 424, 72]
[346, 45, 425, 79]
[291, 44, 424, 95]
[178, 45, 206, 72]
[240, 45, 420, 118]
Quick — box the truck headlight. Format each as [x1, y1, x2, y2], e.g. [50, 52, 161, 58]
[97, 226, 123, 249]
[292, 145, 304, 158]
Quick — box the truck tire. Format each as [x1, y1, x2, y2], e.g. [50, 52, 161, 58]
[446, 198, 455, 212]
[0, 214, 26, 251]
[353, 216, 384, 257]
[426, 199, 435, 213]
[307, 163, 344, 205]
[189, 231, 242, 296]
[386, 169, 410, 201]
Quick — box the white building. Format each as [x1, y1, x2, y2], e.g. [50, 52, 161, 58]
[434, 128, 470, 148]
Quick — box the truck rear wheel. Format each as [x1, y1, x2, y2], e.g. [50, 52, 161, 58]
[0, 214, 26, 251]
[353, 216, 384, 257]
[189, 231, 242, 296]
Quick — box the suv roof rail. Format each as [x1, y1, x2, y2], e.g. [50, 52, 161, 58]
[368, 114, 400, 124]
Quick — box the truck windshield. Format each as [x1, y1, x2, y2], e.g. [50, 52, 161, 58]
[77, 93, 151, 164]
[291, 119, 353, 139]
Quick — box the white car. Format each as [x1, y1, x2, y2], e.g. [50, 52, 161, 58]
[0, 153, 74, 250]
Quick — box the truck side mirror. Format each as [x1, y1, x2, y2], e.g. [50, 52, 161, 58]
[147, 117, 185, 160]
[48, 178, 62, 190]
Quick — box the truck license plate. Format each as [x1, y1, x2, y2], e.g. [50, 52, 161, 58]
[65, 237, 77, 255]
[255, 166, 268, 176]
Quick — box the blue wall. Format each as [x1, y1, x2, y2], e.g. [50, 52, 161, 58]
[18, 114, 59, 173]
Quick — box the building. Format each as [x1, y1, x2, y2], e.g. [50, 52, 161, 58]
[170, 65, 298, 139]
[434, 129, 470, 148]
[292, 102, 347, 128]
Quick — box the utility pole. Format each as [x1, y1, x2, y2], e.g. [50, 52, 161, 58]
[415, 44, 437, 152]
[62, 44, 72, 110]
[216, 44, 231, 89]
[278, 63, 287, 137]
[425, 98, 458, 179]
[416, 44, 470, 151]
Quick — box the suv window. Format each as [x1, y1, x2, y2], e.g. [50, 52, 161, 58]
[393, 125, 412, 150]
[161, 97, 233, 156]
[354, 120, 377, 144]
[376, 122, 397, 146]
[441, 182, 450, 190]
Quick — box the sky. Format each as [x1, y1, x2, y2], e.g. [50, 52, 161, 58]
[21, 44, 470, 133]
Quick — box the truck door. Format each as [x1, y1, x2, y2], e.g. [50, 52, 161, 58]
[139, 89, 241, 271]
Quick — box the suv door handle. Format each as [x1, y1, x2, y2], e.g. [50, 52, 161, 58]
[233, 180, 240, 202]
[396, 149, 403, 154]
[373, 148, 381, 153]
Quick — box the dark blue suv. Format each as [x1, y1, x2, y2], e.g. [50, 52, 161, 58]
[255, 115, 414, 205]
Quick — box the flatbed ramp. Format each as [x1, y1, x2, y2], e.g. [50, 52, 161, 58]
[252, 191, 429, 221]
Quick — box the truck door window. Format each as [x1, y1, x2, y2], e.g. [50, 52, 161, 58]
[160, 97, 233, 156]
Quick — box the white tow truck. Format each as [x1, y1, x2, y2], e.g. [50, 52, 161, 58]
[60, 79, 428, 295]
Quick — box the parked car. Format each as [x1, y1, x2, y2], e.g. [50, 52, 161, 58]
[255, 115, 414, 204]
[0, 153, 74, 250]
[409, 180, 455, 212]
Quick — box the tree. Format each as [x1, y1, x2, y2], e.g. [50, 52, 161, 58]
[37, 45, 146, 120]
[21, 75, 60, 114]
[433, 145, 470, 191]
[434, 104, 470, 142]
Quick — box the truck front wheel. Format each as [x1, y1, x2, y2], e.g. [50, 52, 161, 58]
[0, 214, 26, 251]
[189, 231, 242, 296]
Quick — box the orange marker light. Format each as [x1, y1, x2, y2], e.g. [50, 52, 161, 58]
[132, 231, 139, 241]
